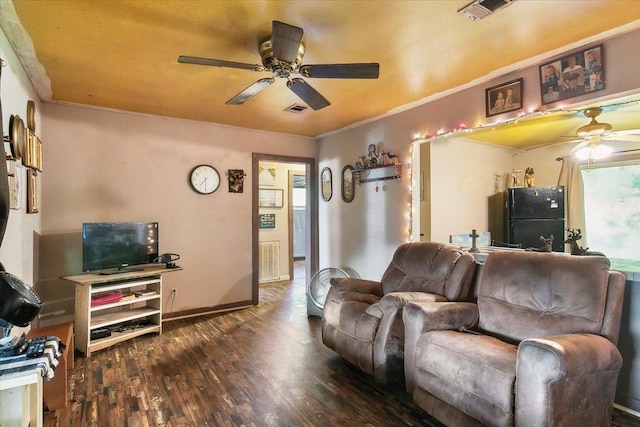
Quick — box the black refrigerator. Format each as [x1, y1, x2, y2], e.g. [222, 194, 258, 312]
[505, 186, 565, 252]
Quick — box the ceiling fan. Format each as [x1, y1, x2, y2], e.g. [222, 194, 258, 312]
[178, 21, 380, 111]
[569, 107, 640, 159]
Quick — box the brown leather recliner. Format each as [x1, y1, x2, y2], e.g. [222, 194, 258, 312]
[404, 250, 625, 427]
[321, 242, 476, 383]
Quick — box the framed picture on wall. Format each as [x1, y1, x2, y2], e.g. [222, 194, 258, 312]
[321, 167, 332, 202]
[7, 161, 20, 210]
[27, 168, 39, 214]
[258, 189, 283, 208]
[258, 166, 276, 186]
[258, 213, 276, 229]
[485, 78, 523, 117]
[539, 44, 604, 105]
[341, 165, 355, 203]
[228, 169, 246, 193]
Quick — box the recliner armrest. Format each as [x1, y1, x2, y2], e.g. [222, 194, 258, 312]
[403, 301, 479, 335]
[330, 277, 383, 296]
[379, 292, 448, 311]
[515, 334, 623, 426]
[403, 301, 479, 392]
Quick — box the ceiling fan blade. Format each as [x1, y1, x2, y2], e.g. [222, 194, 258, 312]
[287, 78, 330, 111]
[604, 133, 640, 143]
[178, 56, 264, 71]
[299, 63, 380, 79]
[225, 78, 275, 105]
[272, 21, 304, 63]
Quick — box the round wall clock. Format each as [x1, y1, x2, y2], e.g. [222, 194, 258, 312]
[189, 164, 220, 194]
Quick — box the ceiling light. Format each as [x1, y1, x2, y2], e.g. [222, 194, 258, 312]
[575, 142, 613, 160]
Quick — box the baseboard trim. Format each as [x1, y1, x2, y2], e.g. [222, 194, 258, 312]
[163, 300, 254, 321]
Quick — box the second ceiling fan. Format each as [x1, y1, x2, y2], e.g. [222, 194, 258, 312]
[178, 21, 380, 111]
[569, 107, 640, 159]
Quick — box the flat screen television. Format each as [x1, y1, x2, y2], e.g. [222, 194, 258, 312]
[82, 222, 159, 274]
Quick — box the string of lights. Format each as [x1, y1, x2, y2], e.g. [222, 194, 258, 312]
[411, 98, 640, 143]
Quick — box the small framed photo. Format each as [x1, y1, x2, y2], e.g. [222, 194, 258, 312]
[27, 168, 39, 214]
[486, 78, 523, 117]
[228, 169, 246, 193]
[258, 213, 276, 229]
[258, 189, 283, 208]
[7, 161, 20, 210]
[341, 165, 355, 203]
[321, 167, 332, 202]
[539, 44, 604, 105]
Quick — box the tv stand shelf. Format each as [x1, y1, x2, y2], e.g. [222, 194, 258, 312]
[62, 265, 182, 356]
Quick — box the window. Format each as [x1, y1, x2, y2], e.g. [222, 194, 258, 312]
[292, 175, 306, 207]
[581, 161, 640, 272]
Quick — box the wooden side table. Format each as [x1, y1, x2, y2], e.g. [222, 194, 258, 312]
[27, 322, 74, 410]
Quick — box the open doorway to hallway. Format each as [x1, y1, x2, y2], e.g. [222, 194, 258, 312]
[251, 154, 317, 305]
[291, 172, 306, 266]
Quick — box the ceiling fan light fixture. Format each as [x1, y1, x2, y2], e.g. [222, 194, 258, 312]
[575, 142, 613, 160]
[576, 107, 613, 137]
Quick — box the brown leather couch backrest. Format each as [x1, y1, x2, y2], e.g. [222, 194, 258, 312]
[380, 242, 476, 301]
[477, 250, 614, 343]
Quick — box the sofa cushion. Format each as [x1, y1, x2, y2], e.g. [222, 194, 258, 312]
[414, 330, 517, 427]
[477, 251, 611, 343]
[380, 242, 471, 300]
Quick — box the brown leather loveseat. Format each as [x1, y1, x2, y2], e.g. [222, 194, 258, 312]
[404, 250, 625, 426]
[321, 241, 476, 383]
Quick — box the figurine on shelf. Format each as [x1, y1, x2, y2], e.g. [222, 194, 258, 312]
[379, 151, 389, 165]
[355, 156, 366, 169]
[368, 143, 378, 167]
[510, 169, 523, 188]
[387, 152, 398, 164]
[524, 167, 535, 187]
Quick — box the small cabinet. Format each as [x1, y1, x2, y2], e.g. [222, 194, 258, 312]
[352, 163, 402, 185]
[63, 266, 181, 356]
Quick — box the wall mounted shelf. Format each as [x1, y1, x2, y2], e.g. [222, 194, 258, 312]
[352, 164, 402, 185]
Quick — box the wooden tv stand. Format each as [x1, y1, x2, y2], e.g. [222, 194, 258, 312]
[62, 265, 182, 356]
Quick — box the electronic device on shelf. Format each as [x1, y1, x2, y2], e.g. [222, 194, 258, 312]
[153, 253, 180, 269]
[90, 329, 111, 340]
[82, 222, 159, 274]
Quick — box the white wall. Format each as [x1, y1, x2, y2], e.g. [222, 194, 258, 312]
[427, 138, 513, 244]
[37, 103, 315, 321]
[0, 27, 41, 291]
[318, 124, 413, 280]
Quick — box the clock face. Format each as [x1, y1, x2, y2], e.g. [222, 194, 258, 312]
[189, 165, 220, 194]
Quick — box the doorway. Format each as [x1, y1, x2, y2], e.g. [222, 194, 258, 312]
[290, 172, 306, 265]
[251, 154, 317, 304]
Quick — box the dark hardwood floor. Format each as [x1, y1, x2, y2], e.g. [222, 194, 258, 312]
[44, 262, 640, 426]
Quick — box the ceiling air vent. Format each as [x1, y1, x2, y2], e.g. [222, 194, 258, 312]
[458, 0, 513, 21]
[284, 104, 308, 114]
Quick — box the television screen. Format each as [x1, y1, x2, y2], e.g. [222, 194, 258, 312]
[82, 222, 159, 273]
